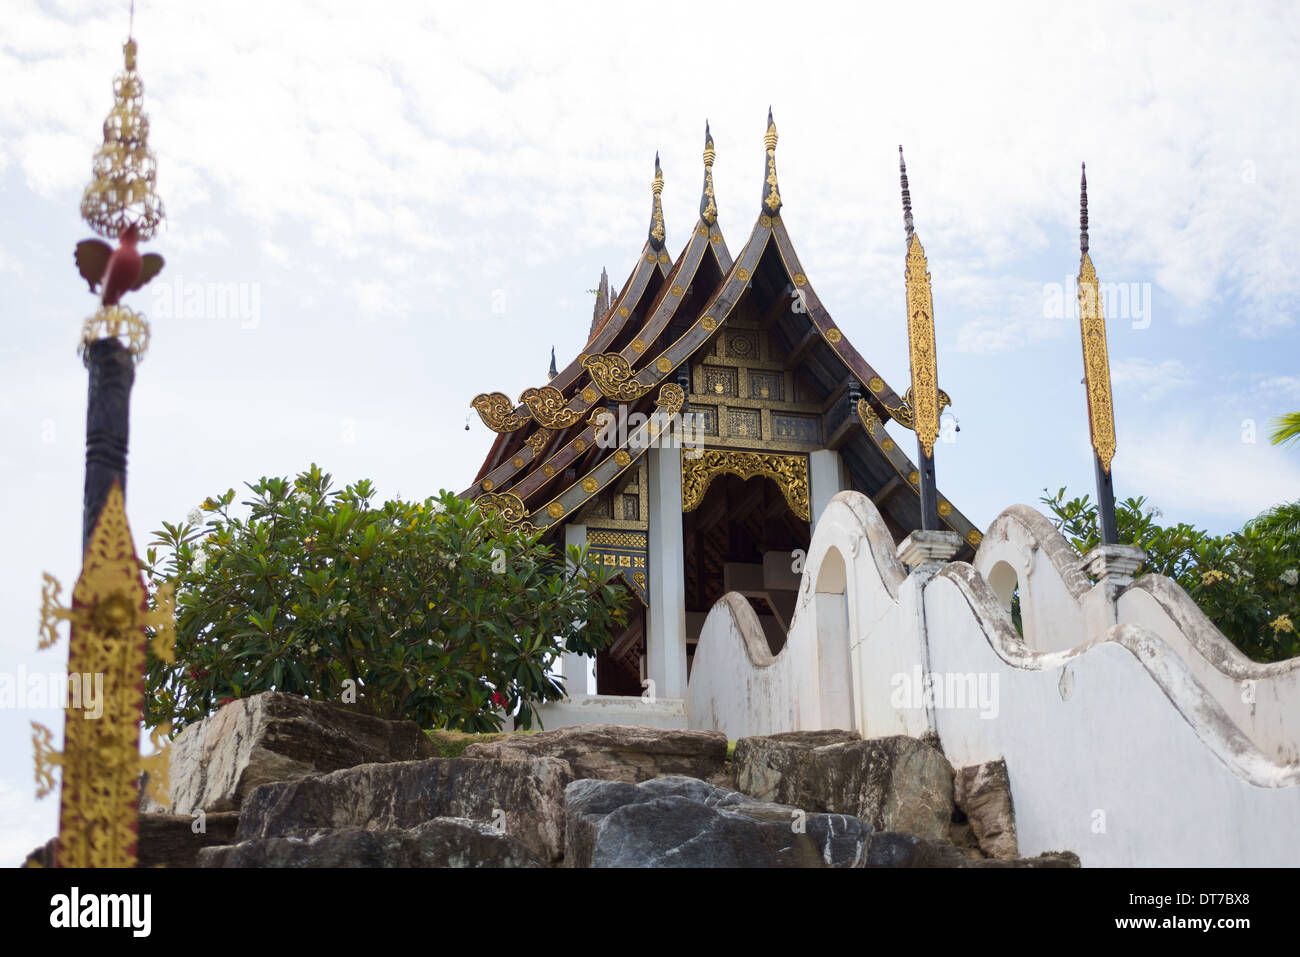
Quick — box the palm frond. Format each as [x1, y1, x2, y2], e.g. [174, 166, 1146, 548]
[1269, 411, 1300, 447]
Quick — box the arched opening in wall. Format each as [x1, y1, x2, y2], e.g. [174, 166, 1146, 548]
[987, 560, 1024, 636]
[814, 546, 854, 730]
[682, 471, 811, 668]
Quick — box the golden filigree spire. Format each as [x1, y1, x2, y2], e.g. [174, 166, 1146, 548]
[81, 38, 164, 240]
[648, 153, 666, 249]
[1077, 162, 1116, 472]
[34, 482, 175, 867]
[904, 233, 941, 458]
[700, 121, 718, 225]
[762, 108, 782, 216]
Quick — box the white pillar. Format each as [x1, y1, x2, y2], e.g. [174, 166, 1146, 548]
[808, 449, 846, 530]
[563, 524, 594, 696]
[647, 446, 688, 699]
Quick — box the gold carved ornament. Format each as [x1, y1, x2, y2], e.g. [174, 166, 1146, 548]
[656, 382, 685, 417]
[883, 387, 952, 431]
[762, 113, 782, 214]
[582, 353, 652, 401]
[524, 429, 555, 458]
[519, 385, 583, 429]
[475, 491, 529, 526]
[81, 40, 164, 242]
[903, 234, 941, 458]
[649, 157, 666, 246]
[472, 392, 531, 433]
[681, 450, 810, 521]
[1078, 253, 1117, 472]
[34, 483, 174, 868]
[857, 398, 897, 451]
[79, 305, 150, 366]
[701, 126, 718, 225]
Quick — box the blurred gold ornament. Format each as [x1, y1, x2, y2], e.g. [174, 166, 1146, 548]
[81, 40, 164, 241]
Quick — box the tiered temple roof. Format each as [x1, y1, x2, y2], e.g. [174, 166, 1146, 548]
[464, 114, 981, 562]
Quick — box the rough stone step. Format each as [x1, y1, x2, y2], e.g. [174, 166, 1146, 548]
[199, 818, 545, 868]
[236, 755, 572, 864]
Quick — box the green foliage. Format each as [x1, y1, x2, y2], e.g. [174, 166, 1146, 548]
[1040, 488, 1300, 662]
[1270, 411, 1300, 447]
[143, 464, 630, 734]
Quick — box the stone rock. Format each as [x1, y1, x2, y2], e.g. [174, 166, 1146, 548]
[565, 776, 872, 868]
[462, 724, 728, 784]
[199, 818, 545, 868]
[139, 812, 240, 868]
[954, 759, 1019, 859]
[237, 756, 571, 864]
[733, 734, 954, 842]
[866, 832, 1079, 868]
[142, 692, 435, 815]
[23, 812, 240, 868]
[731, 729, 861, 801]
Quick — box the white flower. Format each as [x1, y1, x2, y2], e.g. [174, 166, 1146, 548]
[186, 507, 202, 525]
[193, 551, 209, 573]
[220, 642, 229, 651]
[430, 501, 447, 515]
[1282, 569, 1299, 587]
[309, 642, 320, 653]
[293, 491, 310, 505]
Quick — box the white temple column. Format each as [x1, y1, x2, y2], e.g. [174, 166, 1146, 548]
[563, 524, 593, 696]
[808, 449, 846, 530]
[646, 446, 688, 699]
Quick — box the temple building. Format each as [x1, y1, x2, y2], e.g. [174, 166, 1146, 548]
[463, 113, 981, 721]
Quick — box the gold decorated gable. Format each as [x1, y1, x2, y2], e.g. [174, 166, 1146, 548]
[1077, 252, 1117, 472]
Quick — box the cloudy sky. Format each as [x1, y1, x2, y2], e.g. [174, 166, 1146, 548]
[1, 0, 1298, 863]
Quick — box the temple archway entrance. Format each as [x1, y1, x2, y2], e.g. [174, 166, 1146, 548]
[682, 470, 811, 672]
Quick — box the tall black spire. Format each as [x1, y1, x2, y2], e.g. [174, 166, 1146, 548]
[899, 146, 914, 242]
[1080, 162, 1089, 255]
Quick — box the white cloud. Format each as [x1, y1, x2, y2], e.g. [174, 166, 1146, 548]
[1255, 375, 1300, 402]
[1111, 358, 1194, 401]
[1124, 421, 1300, 520]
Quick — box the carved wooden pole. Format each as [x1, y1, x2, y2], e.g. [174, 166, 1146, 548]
[83, 338, 135, 550]
[1077, 164, 1119, 545]
[899, 148, 942, 531]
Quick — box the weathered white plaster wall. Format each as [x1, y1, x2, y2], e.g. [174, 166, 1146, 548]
[685, 490, 1300, 866]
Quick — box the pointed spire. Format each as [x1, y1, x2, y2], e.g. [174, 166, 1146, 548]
[548, 346, 558, 380]
[762, 107, 782, 216]
[1079, 162, 1089, 256]
[899, 146, 914, 242]
[648, 153, 666, 249]
[587, 266, 610, 340]
[700, 121, 718, 225]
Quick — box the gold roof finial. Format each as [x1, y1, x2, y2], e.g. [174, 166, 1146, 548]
[648, 153, 666, 249]
[762, 107, 782, 216]
[700, 122, 718, 225]
[81, 37, 164, 240]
